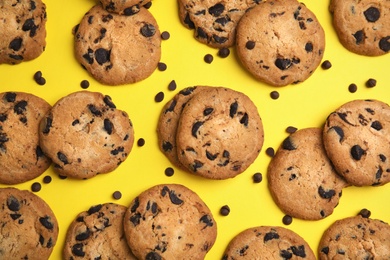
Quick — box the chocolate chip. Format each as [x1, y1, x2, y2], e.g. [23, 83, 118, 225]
[14, 101, 27, 115]
[219, 205, 230, 216]
[162, 141, 173, 151]
[321, 60, 332, 70]
[351, 145, 365, 160]
[9, 37, 22, 51]
[88, 204, 102, 215]
[164, 167, 174, 177]
[22, 18, 37, 37]
[353, 30, 365, 44]
[111, 146, 124, 155]
[264, 231, 279, 242]
[252, 172, 262, 183]
[7, 196, 20, 211]
[57, 152, 69, 164]
[146, 252, 161, 260]
[282, 215, 293, 225]
[39, 216, 54, 230]
[192, 160, 204, 171]
[103, 118, 113, 135]
[379, 36, 390, 52]
[240, 113, 248, 126]
[0, 114, 7, 122]
[358, 208, 371, 218]
[31, 182, 41, 192]
[280, 250, 293, 259]
[318, 186, 336, 199]
[184, 13, 195, 29]
[229, 101, 238, 117]
[192, 121, 203, 138]
[95, 48, 110, 65]
[208, 3, 224, 16]
[140, 24, 156, 37]
[366, 78, 377, 88]
[80, 80, 90, 89]
[200, 214, 214, 228]
[158, 62, 167, 71]
[321, 247, 329, 255]
[72, 243, 85, 257]
[168, 80, 176, 91]
[245, 41, 255, 50]
[266, 147, 275, 157]
[371, 121, 382, 130]
[363, 7, 380, 22]
[330, 126, 344, 142]
[282, 137, 296, 150]
[43, 175, 52, 184]
[76, 229, 91, 241]
[168, 190, 183, 205]
[286, 126, 297, 134]
[161, 31, 170, 40]
[137, 138, 145, 147]
[83, 48, 94, 64]
[203, 107, 214, 116]
[204, 54, 213, 64]
[155, 91, 164, 102]
[143, 1, 152, 8]
[88, 104, 102, 116]
[124, 6, 140, 16]
[270, 91, 279, 99]
[275, 58, 292, 70]
[103, 95, 116, 108]
[348, 83, 358, 93]
[35, 76, 46, 85]
[217, 48, 230, 58]
[305, 42, 313, 52]
[113, 191, 122, 200]
[206, 150, 218, 160]
[291, 245, 306, 257]
[4, 92, 16, 102]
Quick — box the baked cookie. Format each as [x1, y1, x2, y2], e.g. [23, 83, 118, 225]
[222, 226, 316, 259]
[235, 0, 325, 86]
[39, 91, 134, 179]
[178, 0, 259, 48]
[157, 86, 208, 169]
[323, 99, 390, 186]
[0, 0, 47, 64]
[63, 203, 136, 259]
[318, 215, 390, 259]
[0, 92, 51, 184]
[176, 87, 264, 179]
[267, 128, 348, 220]
[74, 4, 161, 85]
[329, 0, 390, 56]
[100, 0, 151, 15]
[123, 184, 217, 259]
[0, 187, 58, 260]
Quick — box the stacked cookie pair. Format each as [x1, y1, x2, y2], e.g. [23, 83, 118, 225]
[157, 86, 264, 180]
[74, 0, 161, 85]
[63, 183, 217, 259]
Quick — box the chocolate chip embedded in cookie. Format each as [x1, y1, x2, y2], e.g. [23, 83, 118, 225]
[0, 92, 52, 184]
[74, 4, 161, 85]
[123, 184, 217, 259]
[100, 0, 151, 15]
[39, 91, 134, 179]
[176, 87, 264, 180]
[267, 128, 348, 220]
[329, 0, 390, 56]
[235, 0, 325, 86]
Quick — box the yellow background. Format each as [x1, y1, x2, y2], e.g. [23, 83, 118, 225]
[1, 0, 390, 259]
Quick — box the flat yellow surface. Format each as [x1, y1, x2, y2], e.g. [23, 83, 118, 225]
[1, 0, 390, 259]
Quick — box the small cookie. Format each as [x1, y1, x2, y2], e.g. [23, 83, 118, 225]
[63, 203, 137, 259]
[39, 91, 134, 179]
[0, 187, 58, 260]
[222, 226, 316, 259]
[100, 0, 151, 15]
[329, 0, 390, 56]
[178, 0, 259, 48]
[176, 87, 264, 179]
[0, 0, 47, 64]
[318, 215, 390, 259]
[74, 4, 161, 85]
[267, 128, 348, 220]
[157, 86, 208, 169]
[123, 184, 217, 259]
[235, 0, 325, 86]
[0, 92, 51, 184]
[323, 99, 390, 186]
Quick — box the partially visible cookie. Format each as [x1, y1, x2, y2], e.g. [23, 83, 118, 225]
[0, 187, 58, 260]
[222, 226, 316, 259]
[267, 128, 348, 220]
[0, 92, 51, 184]
[63, 203, 137, 259]
[318, 215, 390, 259]
[178, 0, 260, 48]
[0, 0, 47, 64]
[74, 4, 161, 85]
[323, 99, 390, 186]
[39, 91, 134, 179]
[176, 87, 264, 179]
[235, 0, 325, 86]
[123, 184, 217, 259]
[100, 0, 151, 15]
[329, 0, 390, 56]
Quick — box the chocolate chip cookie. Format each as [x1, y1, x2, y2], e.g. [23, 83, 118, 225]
[39, 91, 134, 179]
[100, 0, 151, 15]
[123, 184, 217, 259]
[236, 0, 325, 86]
[0, 92, 52, 184]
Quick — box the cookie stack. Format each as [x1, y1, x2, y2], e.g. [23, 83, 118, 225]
[157, 86, 264, 180]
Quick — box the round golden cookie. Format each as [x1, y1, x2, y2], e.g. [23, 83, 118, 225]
[176, 87, 264, 180]
[235, 0, 325, 86]
[39, 91, 134, 179]
[0, 92, 52, 184]
[100, 0, 152, 15]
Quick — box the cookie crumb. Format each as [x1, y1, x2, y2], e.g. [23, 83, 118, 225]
[282, 215, 293, 225]
[164, 167, 174, 177]
[220, 205, 230, 216]
[31, 182, 42, 192]
[112, 191, 122, 200]
[348, 83, 358, 93]
[34, 71, 46, 85]
[358, 208, 371, 218]
[161, 31, 170, 40]
[266, 147, 275, 157]
[158, 62, 167, 71]
[168, 80, 177, 91]
[80, 80, 90, 89]
[366, 78, 377, 88]
[270, 91, 280, 100]
[321, 60, 332, 70]
[155, 91, 164, 102]
[137, 138, 145, 147]
[217, 48, 230, 58]
[286, 126, 297, 134]
[43, 175, 52, 184]
[204, 54, 214, 64]
[252, 172, 262, 183]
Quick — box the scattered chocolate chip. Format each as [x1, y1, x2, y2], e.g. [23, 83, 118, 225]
[282, 136, 296, 150]
[282, 215, 293, 225]
[155, 91, 164, 102]
[43, 175, 52, 184]
[80, 80, 90, 89]
[217, 48, 230, 58]
[158, 62, 167, 71]
[366, 78, 377, 88]
[33, 71, 42, 81]
[204, 54, 213, 64]
[321, 60, 332, 70]
[358, 208, 371, 218]
[348, 83, 358, 93]
[220, 205, 230, 216]
[245, 41, 255, 50]
[270, 91, 279, 99]
[164, 167, 174, 177]
[137, 138, 145, 147]
[266, 147, 275, 157]
[112, 191, 122, 200]
[252, 172, 262, 183]
[286, 126, 297, 134]
[33, 71, 46, 85]
[31, 182, 41, 192]
[168, 80, 176, 91]
[161, 31, 170, 40]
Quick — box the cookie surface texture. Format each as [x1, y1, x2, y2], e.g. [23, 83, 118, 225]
[63, 203, 137, 259]
[178, 0, 259, 48]
[267, 128, 348, 220]
[123, 184, 217, 259]
[0, 92, 52, 184]
[318, 215, 390, 259]
[323, 99, 390, 186]
[74, 4, 161, 85]
[39, 91, 134, 179]
[157, 86, 208, 169]
[0, 187, 58, 260]
[222, 226, 316, 259]
[176, 87, 264, 179]
[0, 0, 47, 64]
[235, 0, 325, 86]
[329, 0, 390, 56]
[100, 0, 151, 15]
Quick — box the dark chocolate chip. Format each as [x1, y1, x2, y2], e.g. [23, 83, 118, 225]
[219, 205, 230, 216]
[10, 213, 21, 220]
[270, 91, 279, 99]
[103, 119, 113, 135]
[245, 41, 255, 50]
[4, 92, 16, 102]
[161, 31, 170, 40]
[168, 80, 176, 91]
[239, 113, 248, 126]
[363, 7, 380, 22]
[192, 121, 203, 137]
[379, 36, 390, 52]
[204, 54, 213, 64]
[113, 191, 122, 200]
[321, 60, 332, 70]
[9, 54, 23, 60]
[371, 121, 382, 130]
[351, 145, 365, 160]
[39, 216, 54, 230]
[158, 62, 167, 71]
[184, 13, 195, 29]
[318, 186, 336, 199]
[162, 141, 173, 151]
[155, 91, 164, 102]
[14, 100, 27, 115]
[282, 215, 293, 225]
[199, 214, 214, 228]
[266, 147, 275, 157]
[264, 231, 279, 242]
[203, 107, 214, 116]
[286, 126, 297, 134]
[366, 78, 377, 88]
[31, 182, 41, 192]
[229, 101, 238, 118]
[280, 250, 293, 259]
[358, 208, 371, 218]
[0, 113, 7, 122]
[192, 160, 204, 171]
[88, 104, 102, 116]
[110, 146, 124, 155]
[76, 229, 91, 241]
[164, 167, 174, 177]
[305, 42, 313, 52]
[88, 204, 102, 215]
[124, 6, 140, 16]
[239, 245, 249, 256]
[103, 95, 116, 108]
[168, 190, 183, 205]
[282, 137, 296, 150]
[80, 80, 90, 89]
[36, 145, 44, 159]
[348, 83, 358, 93]
[375, 167, 383, 180]
[379, 154, 386, 162]
[9, 37, 23, 51]
[217, 48, 230, 58]
[353, 30, 365, 44]
[275, 58, 292, 70]
[102, 14, 114, 22]
[43, 175, 52, 184]
[72, 243, 85, 257]
[95, 48, 110, 65]
[7, 196, 20, 211]
[137, 138, 145, 147]
[145, 252, 162, 260]
[329, 126, 344, 142]
[337, 112, 354, 126]
[140, 24, 156, 37]
[321, 247, 329, 255]
[83, 48, 94, 64]
[252, 172, 262, 183]
[291, 245, 306, 257]
[57, 152, 69, 164]
[206, 150, 218, 160]
[196, 27, 207, 39]
[208, 3, 224, 16]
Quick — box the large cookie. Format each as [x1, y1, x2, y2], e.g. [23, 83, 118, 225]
[178, 0, 259, 48]
[100, 0, 151, 15]
[318, 215, 390, 259]
[39, 91, 134, 179]
[323, 99, 390, 186]
[0, 92, 52, 184]
[329, 0, 390, 56]
[176, 87, 264, 179]
[74, 4, 161, 85]
[123, 184, 217, 259]
[222, 226, 316, 259]
[0, 0, 47, 64]
[235, 0, 325, 86]
[267, 128, 348, 220]
[63, 203, 137, 259]
[0, 187, 58, 260]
